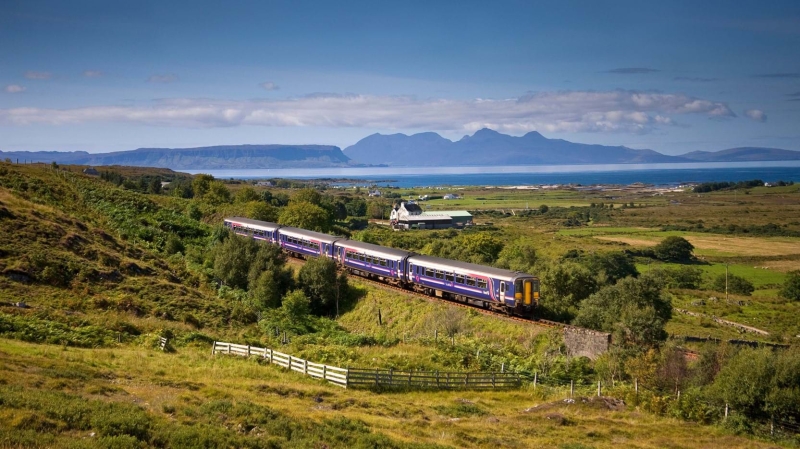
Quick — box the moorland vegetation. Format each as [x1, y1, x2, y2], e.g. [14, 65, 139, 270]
[0, 161, 798, 447]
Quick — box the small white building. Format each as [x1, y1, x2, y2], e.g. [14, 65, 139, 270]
[390, 202, 453, 229]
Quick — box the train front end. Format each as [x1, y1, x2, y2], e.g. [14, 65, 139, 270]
[513, 277, 540, 316]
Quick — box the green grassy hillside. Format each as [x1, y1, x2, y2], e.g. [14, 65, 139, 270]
[0, 162, 798, 447]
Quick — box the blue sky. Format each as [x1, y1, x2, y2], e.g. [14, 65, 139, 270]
[1, 0, 799, 155]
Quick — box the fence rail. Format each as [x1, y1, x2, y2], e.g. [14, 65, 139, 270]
[211, 341, 519, 390]
[346, 368, 520, 389]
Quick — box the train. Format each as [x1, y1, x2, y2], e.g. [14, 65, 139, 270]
[224, 217, 540, 316]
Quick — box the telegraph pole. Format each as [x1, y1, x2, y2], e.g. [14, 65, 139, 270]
[725, 263, 729, 301]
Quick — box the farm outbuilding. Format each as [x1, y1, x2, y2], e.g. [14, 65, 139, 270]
[423, 210, 472, 227]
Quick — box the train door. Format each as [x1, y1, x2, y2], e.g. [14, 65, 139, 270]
[499, 281, 506, 303]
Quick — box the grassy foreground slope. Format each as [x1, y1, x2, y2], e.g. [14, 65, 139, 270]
[0, 338, 782, 449]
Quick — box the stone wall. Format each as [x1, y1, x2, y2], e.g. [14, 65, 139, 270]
[563, 327, 611, 360]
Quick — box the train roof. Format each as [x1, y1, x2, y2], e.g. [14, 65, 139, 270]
[335, 239, 414, 260]
[407, 254, 536, 281]
[224, 217, 281, 231]
[278, 226, 341, 244]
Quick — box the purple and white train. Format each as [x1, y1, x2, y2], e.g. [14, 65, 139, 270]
[224, 217, 540, 316]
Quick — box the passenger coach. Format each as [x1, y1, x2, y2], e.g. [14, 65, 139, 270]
[223, 217, 280, 243]
[406, 254, 539, 315]
[335, 239, 413, 284]
[278, 226, 339, 259]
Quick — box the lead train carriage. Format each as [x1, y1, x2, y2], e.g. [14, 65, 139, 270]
[224, 217, 539, 316]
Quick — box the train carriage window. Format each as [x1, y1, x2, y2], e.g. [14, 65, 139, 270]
[445, 273, 454, 282]
[425, 268, 434, 277]
[435, 270, 443, 279]
[500, 282, 506, 293]
[455, 274, 465, 284]
[466, 276, 476, 286]
[367, 256, 373, 264]
[478, 279, 488, 289]
[379, 258, 387, 267]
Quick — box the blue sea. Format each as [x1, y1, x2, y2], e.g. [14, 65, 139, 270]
[188, 161, 800, 188]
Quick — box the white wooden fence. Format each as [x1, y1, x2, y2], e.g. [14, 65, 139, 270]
[211, 341, 348, 388]
[211, 341, 520, 390]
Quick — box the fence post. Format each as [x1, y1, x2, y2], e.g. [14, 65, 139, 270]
[597, 380, 601, 397]
[465, 372, 469, 386]
[533, 372, 538, 389]
[570, 380, 574, 398]
[375, 368, 379, 386]
[322, 364, 327, 380]
[389, 368, 393, 385]
[228, 343, 231, 355]
[288, 355, 292, 370]
[304, 359, 308, 375]
[247, 345, 251, 357]
[724, 403, 729, 420]
[501, 362, 505, 373]
[492, 372, 495, 388]
[346, 368, 350, 388]
[268, 349, 273, 364]
[212, 341, 216, 355]
[677, 390, 681, 401]
[436, 371, 440, 388]
[635, 378, 638, 395]
[408, 370, 412, 387]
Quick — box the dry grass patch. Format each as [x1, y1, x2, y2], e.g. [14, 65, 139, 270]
[594, 234, 800, 257]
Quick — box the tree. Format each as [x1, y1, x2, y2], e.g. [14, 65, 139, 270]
[204, 181, 232, 206]
[581, 252, 638, 285]
[780, 270, 800, 301]
[658, 266, 704, 289]
[540, 262, 598, 320]
[213, 234, 256, 290]
[234, 186, 260, 204]
[192, 174, 215, 198]
[653, 236, 694, 262]
[148, 177, 162, 194]
[345, 198, 367, 217]
[712, 273, 754, 296]
[170, 178, 194, 198]
[297, 257, 348, 315]
[278, 201, 332, 232]
[291, 188, 323, 206]
[250, 268, 293, 310]
[281, 290, 311, 320]
[496, 239, 538, 272]
[573, 273, 672, 350]
[538, 204, 549, 214]
[244, 201, 278, 222]
[246, 243, 289, 287]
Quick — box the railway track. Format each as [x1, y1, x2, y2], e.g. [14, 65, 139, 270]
[287, 254, 570, 332]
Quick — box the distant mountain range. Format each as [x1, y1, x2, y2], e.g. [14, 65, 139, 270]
[2, 130, 798, 170]
[343, 129, 800, 166]
[0, 145, 352, 169]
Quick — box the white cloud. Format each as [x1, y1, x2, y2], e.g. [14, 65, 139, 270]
[4, 85, 26, 93]
[24, 71, 52, 80]
[259, 82, 279, 91]
[83, 70, 104, 78]
[147, 73, 178, 83]
[744, 109, 767, 122]
[0, 90, 736, 133]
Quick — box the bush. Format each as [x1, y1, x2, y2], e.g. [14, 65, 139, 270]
[780, 270, 800, 301]
[653, 236, 694, 262]
[711, 273, 754, 296]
